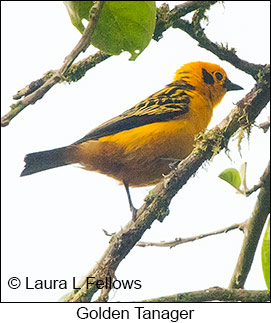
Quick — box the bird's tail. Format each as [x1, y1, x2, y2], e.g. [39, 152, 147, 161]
[20, 145, 78, 177]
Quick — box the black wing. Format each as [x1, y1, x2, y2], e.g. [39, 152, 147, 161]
[74, 82, 193, 144]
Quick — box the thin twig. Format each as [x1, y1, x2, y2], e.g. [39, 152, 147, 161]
[172, 19, 264, 79]
[245, 160, 271, 196]
[103, 222, 247, 248]
[136, 221, 246, 248]
[140, 287, 270, 302]
[1, 1, 104, 127]
[59, 1, 105, 74]
[228, 161, 270, 289]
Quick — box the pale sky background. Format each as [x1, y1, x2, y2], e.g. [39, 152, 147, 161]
[1, 0, 270, 315]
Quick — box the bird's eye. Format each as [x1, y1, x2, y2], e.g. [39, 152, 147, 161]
[215, 72, 223, 81]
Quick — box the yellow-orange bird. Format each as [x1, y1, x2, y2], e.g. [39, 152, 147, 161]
[21, 62, 243, 219]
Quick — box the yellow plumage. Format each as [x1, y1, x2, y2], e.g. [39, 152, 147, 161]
[21, 61, 243, 217]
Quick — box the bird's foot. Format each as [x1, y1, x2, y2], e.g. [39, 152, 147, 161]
[160, 158, 182, 170]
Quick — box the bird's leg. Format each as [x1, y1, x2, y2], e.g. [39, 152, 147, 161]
[123, 181, 137, 221]
[160, 158, 182, 170]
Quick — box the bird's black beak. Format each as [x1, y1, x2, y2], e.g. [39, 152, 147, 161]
[223, 78, 243, 91]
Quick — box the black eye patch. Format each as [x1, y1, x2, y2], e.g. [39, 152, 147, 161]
[202, 68, 215, 85]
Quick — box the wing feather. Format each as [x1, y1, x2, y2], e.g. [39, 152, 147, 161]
[74, 81, 193, 144]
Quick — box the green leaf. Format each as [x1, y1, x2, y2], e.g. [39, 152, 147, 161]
[218, 168, 241, 190]
[64, 1, 156, 60]
[64, 1, 94, 33]
[262, 218, 270, 290]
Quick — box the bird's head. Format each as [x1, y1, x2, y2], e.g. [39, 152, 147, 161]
[174, 61, 243, 108]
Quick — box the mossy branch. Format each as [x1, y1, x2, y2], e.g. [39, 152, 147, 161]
[154, 1, 218, 41]
[1, 1, 105, 127]
[12, 51, 111, 100]
[64, 66, 270, 302]
[1, 1, 218, 127]
[140, 287, 270, 302]
[172, 18, 264, 80]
